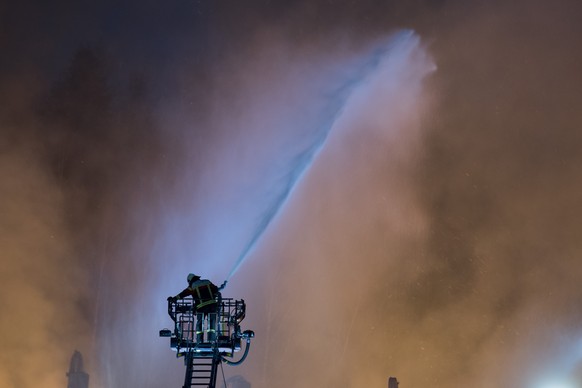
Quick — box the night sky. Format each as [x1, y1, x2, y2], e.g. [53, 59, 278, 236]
[2, 1, 582, 387]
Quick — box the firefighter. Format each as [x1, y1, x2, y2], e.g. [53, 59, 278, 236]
[169, 274, 224, 343]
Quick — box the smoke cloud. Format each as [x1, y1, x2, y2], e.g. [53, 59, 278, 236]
[0, 137, 91, 387]
[2, 0, 582, 387]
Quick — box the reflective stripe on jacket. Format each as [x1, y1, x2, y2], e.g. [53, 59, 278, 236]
[178, 279, 219, 309]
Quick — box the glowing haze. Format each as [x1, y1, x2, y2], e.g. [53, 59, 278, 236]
[97, 29, 435, 387]
[2, 1, 582, 387]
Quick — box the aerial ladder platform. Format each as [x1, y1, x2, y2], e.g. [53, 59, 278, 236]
[160, 297, 254, 388]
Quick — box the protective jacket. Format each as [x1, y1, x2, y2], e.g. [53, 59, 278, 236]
[177, 279, 219, 310]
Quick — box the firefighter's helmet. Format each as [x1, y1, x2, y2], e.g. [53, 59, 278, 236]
[187, 273, 200, 284]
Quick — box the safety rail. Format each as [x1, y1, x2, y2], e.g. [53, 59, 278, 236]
[162, 297, 247, 356]
[160, 295, 254, 388]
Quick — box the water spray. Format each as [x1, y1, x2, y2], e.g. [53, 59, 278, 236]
[160, 29, 428, 388]
[222, 30, 418, 287]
